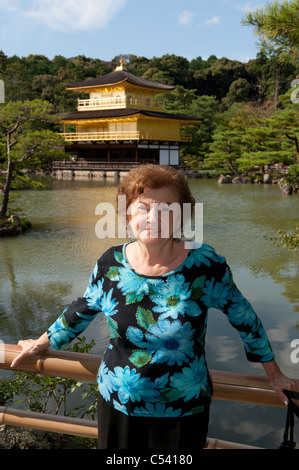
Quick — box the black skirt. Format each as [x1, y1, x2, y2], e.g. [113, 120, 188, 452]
[97, 394, 210, 450]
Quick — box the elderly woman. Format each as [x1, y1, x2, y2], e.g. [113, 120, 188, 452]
[11, 164, 295, 450]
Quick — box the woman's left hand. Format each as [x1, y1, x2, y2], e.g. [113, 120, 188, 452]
[262, 360, 296, 405]
[269, 371, 296, 405]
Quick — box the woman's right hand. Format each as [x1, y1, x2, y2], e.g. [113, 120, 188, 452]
[10, 333, 50, 368]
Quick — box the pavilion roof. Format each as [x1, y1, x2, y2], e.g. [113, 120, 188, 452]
[66, 69, 175, 91]
[60, 108, 201, 122]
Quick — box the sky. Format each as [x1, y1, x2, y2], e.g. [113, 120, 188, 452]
[0, 0, 272, 63]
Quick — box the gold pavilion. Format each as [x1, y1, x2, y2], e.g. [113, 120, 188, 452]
[58, 61, 200, 170]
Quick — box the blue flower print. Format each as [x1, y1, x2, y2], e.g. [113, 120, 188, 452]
[150, 274, 201, 320]
[184, 244, 224, 269]
[88, 261, 99, 284]
[97, 362, 115, 401]
[116, 247, 132, 271]
[73, 311, 98, 330]
[48, 315, 76, 349]
[181, 405, 205, 417]
[145, 319, 195, 366]
[110, 366, 160, 404]
[114, 248, 125, 264]
[47, 311, 97, 349]
[117, 268, 160, 304]
[227, 290, 258, 328]
[133, 402, 182, 417]
[112, 400, 129, 415]
[83, 278, 104, 311]
[107, 316, 121, 339]
[201, 276, 233, 310]
[126, 325, 147, 349]
[101, 288, 118, 317]
[169, 356, 209, 402]
[240, 327, 273, 361]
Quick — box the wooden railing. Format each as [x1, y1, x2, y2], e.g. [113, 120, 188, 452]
[78, 96, 127, 111]
[1, 344, 298, 449]
[52, 161, 141, 171]
[60, 130, 140, 142]
[77, 97, 164, 112]
[59, 131, 192, 143]
[0, 407, 98, 439]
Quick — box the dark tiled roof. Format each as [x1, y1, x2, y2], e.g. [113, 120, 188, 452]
[66, 70, 175, 91]
[60, 108, 201, 122]
[143, 110, 201, 121]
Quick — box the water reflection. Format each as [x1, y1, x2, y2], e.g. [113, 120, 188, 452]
[188, 179, 299, 314]
[0, 177, 298, 448]
[210, 401, 287, 448]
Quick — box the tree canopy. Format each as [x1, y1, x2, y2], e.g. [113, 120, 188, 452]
[241, 0, 299, 63]
[0, 99, 66, 218]
[0, 0, 298, 187]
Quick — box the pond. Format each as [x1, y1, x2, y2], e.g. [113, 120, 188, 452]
[0, 176, 298, 449]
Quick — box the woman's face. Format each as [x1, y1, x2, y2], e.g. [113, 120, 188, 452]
[128, 186, 181, 243]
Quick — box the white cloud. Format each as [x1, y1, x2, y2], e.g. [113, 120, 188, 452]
[208, 336, 239, 362]
[0, 0, 19, 10]
[178, 10, 195, 26]
[205, 16, 220, 26]
[0, 0, 127, 32]
[235, 2, 261, 13]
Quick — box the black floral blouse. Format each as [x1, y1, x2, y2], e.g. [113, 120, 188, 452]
[47, 243, 274, 418]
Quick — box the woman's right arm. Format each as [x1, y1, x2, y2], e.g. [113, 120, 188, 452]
[10, 258, 105, 368]
[10, 332, 50, 368]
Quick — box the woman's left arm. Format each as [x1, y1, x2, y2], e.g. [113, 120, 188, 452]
[262, 359, 296, 405]
[208, 254, 297, 405]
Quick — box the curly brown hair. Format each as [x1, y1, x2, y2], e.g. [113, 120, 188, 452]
[117, 164, 195, 215]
